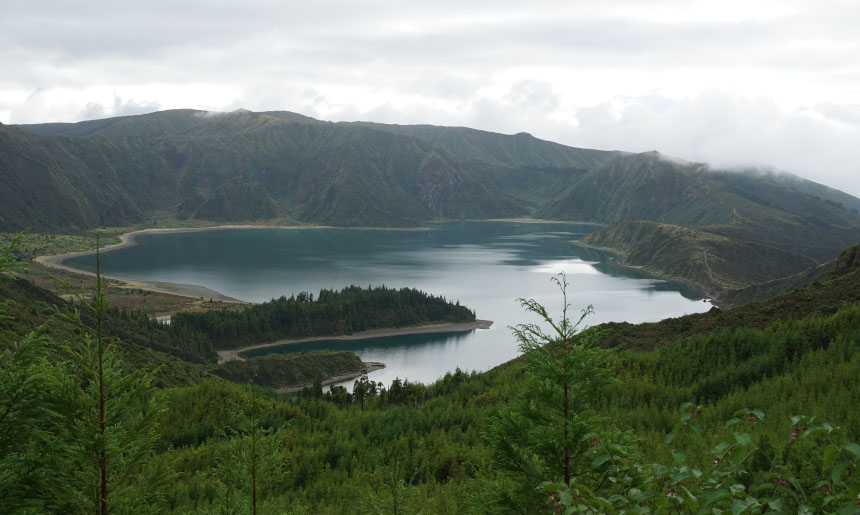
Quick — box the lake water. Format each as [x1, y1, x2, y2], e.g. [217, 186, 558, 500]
[65, 221, 711, 387]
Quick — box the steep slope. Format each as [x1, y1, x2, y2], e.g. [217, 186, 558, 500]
[3, 111, 524, 230]
[0, 276, 212, 387]
[540, 152, 860, 231]
[580, 221, 818, 293]
[0, 124, 160, 230]
[8, 108, 860, 276]
[554, 152, 860, 290]
[716, 260, 834, 307]
[17, 109, 210, 138]
[348, 122, 618, 169]
[600, 242, 860, 350]
[347, 122, 620, 208]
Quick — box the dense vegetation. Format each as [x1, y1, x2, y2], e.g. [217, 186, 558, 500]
[170, 285, 475, 348]
[1, 111, 526, 231]
[7, 108, 860, 511]
[210, 352, 366, 389]
[4, 229, 860, 512]
[103, 285, 476, 362]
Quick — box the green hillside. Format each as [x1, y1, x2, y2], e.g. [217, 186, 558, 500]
[9, 110, 858, 240]
[553, 152, 860, 293]
[3, 111, 526, 231]
[6, 109, 860, 296]
[4, 236, 860, 512]
[349, 121, 618, 169]
[717, 260, 833, 307]
[599, 242, 860, 350]
[580, 221, 820, 293]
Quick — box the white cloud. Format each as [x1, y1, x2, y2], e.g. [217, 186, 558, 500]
[563, 93, 860, 196]
[1, 0, 859, 195]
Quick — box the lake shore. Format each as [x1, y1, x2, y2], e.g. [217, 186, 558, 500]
[218, 319, 494, 364]
[32, 223, 431, 303]
[275, 361, 387, 394]
[571, 240, 718, 301]
[457, 217, 607, 226]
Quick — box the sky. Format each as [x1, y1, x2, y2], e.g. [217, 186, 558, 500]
[2, 0, 859, 196]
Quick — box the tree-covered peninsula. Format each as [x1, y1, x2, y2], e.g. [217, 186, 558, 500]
[102, 285, 476, 362]
[3, 237, 860, 512]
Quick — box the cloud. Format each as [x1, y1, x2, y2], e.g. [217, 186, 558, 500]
[10, 90, 161, 124]
[563, 93, 860, 197]
[78, 96, 161, 121]
[2, 1, 860, 196]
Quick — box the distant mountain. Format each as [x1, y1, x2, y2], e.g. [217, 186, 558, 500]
[347, 122, 618, 169]
[5, 108, 860, 292]
[555, 151, 860, 293]
[4, 110, 527, 229]
[16, 108, 210, 138]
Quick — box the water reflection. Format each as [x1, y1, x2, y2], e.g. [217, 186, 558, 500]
[65, 221, 712, 386]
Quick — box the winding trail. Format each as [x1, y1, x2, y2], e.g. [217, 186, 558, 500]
[703, 250, 716, 286]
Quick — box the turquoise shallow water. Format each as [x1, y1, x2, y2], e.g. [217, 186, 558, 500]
[65, 221, 711, 386]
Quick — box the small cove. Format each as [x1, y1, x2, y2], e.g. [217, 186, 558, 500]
[64, 221, 712, 386]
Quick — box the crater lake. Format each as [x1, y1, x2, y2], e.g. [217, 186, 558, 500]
[64, 221, 712, 386]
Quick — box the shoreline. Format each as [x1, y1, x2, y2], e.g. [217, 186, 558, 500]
[451, 217, 607, 226]
[218, 319, 494, 364]
[275, 362, 386, 394]
[32, 218, 607, 305]
[572, 240, 719, 301]
[32, 223, 431, 303]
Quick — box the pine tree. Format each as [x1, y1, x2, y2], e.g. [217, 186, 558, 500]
[50, 241, 172, 513]
[0, 230, 62, 511]
[484, 272, 615, 512]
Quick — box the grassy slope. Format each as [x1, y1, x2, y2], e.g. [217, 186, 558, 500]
[3, 112, 525, 231]
[598, 243, 860, 350]
[560, 152, 860, 292]
[347, 121, 618, 169]
[716, 260, 833, 307]
[0, 276, 213, 387]
[580, 221, 819, 292]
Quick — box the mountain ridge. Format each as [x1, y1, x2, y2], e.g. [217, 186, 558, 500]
[6, 108, 860, 294]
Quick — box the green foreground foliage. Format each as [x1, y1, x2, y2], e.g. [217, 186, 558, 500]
[4, 235, 860, 513]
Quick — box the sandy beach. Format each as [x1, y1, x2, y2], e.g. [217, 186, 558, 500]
[218, 319, 494, 364]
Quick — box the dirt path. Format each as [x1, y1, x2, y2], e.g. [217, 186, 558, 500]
[703, 250, 716, 286]
[217, 319, 494, 364]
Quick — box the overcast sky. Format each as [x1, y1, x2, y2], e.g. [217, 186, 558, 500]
[2, 0, 859, 196]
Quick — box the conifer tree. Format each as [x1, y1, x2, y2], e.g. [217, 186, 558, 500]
[51, 241, 172, 513]
[484, 272, 615, 512]
[0, 229, 64, 511]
